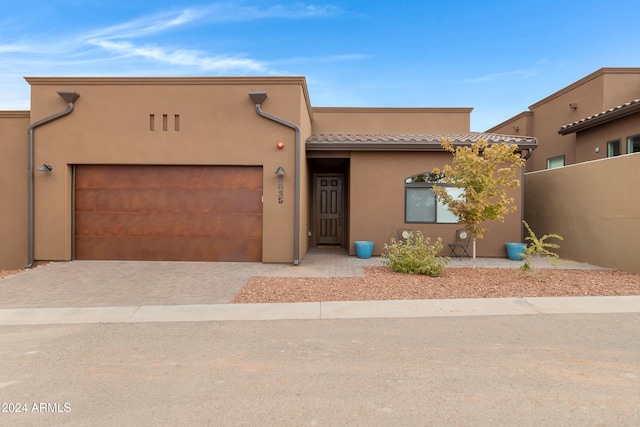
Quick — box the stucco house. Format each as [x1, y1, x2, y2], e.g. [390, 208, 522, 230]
[0, 76, 537, 269]
[487, 67, 640, 171]
[557, 98, 640, 158]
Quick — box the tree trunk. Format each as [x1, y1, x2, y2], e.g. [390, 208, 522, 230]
[472, 237, 477, 268]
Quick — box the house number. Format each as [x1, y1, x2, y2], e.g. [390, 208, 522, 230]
[277, 175, 284, 204]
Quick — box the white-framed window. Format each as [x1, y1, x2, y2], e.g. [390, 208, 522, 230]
[404, 172, 463, 223]
[607, 139, 621, 157]
[546, 155, 565, 169]
[627, 134, 640, 154]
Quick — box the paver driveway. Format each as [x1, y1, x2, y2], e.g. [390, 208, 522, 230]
[0, 248, 383, 308]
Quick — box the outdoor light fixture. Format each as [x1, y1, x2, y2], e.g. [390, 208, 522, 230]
[568, 103, 578, 110]
[275, 166, 285, 176]
[37, 164, 53, 172]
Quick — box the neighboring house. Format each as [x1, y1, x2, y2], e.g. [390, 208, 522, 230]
[0, 77, 536, 269]
[491, 67, 640, 273]
[558, 98, 640, 159]
[487, 67, 640, 172]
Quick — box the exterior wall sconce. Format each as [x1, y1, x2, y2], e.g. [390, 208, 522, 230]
[512, 126, 519, 132]
[37, 164, 53, 172]
[275, 166, 285, 176]
[568, 103, 578, 110]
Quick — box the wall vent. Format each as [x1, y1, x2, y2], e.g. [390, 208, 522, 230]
[149, 113, 180, 132]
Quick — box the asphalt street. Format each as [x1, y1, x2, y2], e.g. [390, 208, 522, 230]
[1, 313, 639, 426]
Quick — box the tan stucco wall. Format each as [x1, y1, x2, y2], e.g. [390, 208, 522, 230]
[525, 73, 606, 172]
[488, 68, 640, 172]
[0, 112, 30, 268]
[312, 108, 472, 134]
[486, 112, 533, 138]
[297, 87, 313, 261]
[26, 77, 311, 264]
[574, 112, 640, 163]
[524, 153, 640, 272]
[602, 71, 640, 107]
[349, 151, 523, 258]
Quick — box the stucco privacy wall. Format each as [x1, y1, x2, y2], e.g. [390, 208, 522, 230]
[349, 151, 523, 257]
[524, 153, 640, 273]
[26, 77, 310, 263]
[0, 111, 30, 268]
[312, 107, 472, 134]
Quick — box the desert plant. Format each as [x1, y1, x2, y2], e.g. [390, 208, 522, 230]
[382, 231, 449, 276]
[520, 220, 564, 271]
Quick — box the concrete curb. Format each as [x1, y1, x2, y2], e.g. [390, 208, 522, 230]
[0, 296, 638, 326]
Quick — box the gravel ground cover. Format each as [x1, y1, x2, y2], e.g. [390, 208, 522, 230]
[0, 263, 49, 281]
[0, 268, 25, 280]
[232, 266, 640, 303]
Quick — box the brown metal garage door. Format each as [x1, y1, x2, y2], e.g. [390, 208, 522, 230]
[75, 165, 262, 261]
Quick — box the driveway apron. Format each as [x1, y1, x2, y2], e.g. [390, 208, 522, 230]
[0, 248, 383, 309]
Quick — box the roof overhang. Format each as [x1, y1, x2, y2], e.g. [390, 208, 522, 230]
[306, 133, 538, 152]
[558, 99, 640, 135]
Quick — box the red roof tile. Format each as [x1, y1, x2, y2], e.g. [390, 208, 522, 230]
[306, 133, 537, 150]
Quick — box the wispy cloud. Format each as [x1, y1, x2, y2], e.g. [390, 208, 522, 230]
[0, 2, 345, 108]
[90, 40, 267, 73]
[461, 69, 538, 84]
[0, 44, 29, 53]
[85, 3, 339, 42]
[79, 3, 342, 72]
[196, 2, 339, 22]
[85, 8, 204, 41]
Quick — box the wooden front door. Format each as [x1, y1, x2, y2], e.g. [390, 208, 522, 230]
[315, 175, 343, 245]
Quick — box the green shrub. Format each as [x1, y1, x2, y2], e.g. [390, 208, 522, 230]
[382, 231, 449, 276]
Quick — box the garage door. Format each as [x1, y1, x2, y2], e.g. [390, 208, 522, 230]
[75, 165, 262, 261]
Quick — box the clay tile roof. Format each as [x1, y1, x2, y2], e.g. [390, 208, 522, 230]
[558, 98, 640, 135]
[306, 132, 537, 151]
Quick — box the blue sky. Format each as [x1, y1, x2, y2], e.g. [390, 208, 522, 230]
[2, 0, 639, 130]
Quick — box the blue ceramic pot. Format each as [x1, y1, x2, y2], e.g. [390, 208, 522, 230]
[505, 242, 527, 260]
[354, 241, 374, 259]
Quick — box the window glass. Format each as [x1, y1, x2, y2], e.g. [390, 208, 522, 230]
[436, 188, 464, 223]
[405, 172, 445, 184]
[607, 140, 621, 157]
[406, 187, 435, 222]
[627, 134, 640, 154]
[546, 155, 564, 169]
[405, 172, 462, 223]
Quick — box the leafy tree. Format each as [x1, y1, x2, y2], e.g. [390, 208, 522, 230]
[432, 138, 525, 267]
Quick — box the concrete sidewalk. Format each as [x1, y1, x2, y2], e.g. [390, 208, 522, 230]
[1, 296, 639, 326]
